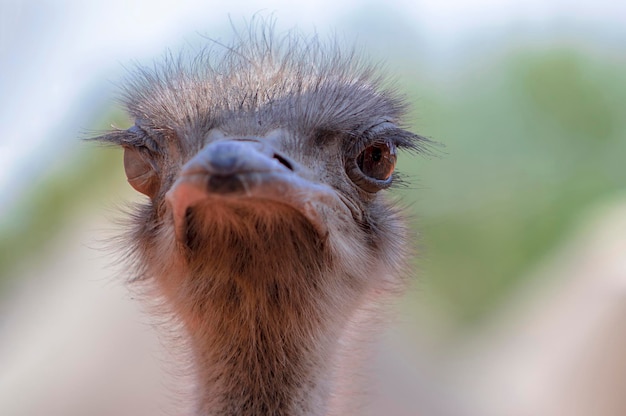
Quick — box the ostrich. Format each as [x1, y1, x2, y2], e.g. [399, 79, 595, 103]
[95, 28, 428, 416]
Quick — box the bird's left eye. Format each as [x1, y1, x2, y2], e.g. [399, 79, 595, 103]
[356, 141, 397, 181]
[123, 146, 160, 198]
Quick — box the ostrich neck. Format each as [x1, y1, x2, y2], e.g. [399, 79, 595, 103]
[182, 266, 346, 416]
[153, 206, 369, 415]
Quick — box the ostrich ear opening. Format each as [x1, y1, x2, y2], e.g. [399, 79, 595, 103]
[123, 147, 160, 198]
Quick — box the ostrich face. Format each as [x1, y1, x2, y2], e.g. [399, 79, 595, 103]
[98, 34, 427, 296]
[123, 120, 415, 246]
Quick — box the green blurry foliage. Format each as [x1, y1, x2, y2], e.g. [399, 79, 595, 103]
[518, 51, 615, 142]
[0, 111, 128, 288]
[398, 46, 626, 325]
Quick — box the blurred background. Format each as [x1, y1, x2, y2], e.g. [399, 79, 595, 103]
[0, 1, 625, 415]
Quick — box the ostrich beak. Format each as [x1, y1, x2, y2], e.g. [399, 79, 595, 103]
[165, 139, 345, 244]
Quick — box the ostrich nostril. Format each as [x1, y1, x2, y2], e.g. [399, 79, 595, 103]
[273, 153, 293, 171]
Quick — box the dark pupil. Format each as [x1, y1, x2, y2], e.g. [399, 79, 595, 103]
[371, 147, 382, 162]
[356, 142, 396, 181]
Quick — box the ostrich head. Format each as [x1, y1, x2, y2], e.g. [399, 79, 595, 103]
[96, 28, 428, 416]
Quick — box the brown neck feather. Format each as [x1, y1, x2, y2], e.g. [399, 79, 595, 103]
[154, 205, 362, 415]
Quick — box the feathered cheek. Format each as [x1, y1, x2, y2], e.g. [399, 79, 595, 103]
[326, 224, 373, 276]
[145, 223, 192, 285]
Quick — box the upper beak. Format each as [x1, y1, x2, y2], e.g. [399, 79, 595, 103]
[165, 139, 346, 243]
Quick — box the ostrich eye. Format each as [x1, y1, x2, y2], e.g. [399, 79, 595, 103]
[356, 142, 397, 181]
[123, 146, 160, 198]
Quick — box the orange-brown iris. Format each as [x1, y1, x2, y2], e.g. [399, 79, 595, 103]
[356, 142, 397, 181]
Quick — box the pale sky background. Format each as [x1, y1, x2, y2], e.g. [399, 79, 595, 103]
[0, 0, 624, 217]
